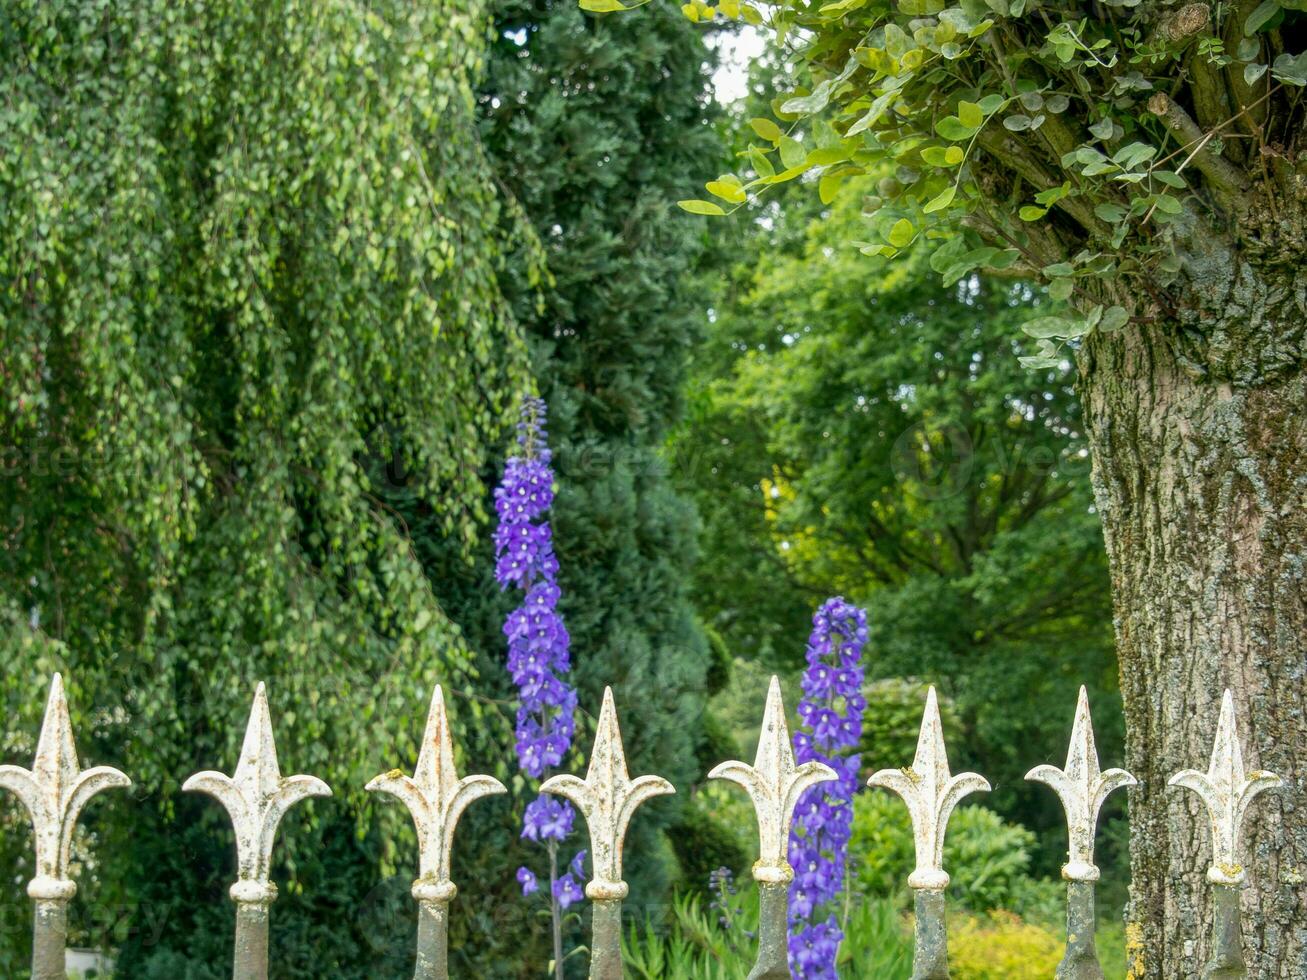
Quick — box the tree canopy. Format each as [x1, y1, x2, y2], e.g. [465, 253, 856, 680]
[654, 1, 1305, 365]
[679, 181, 1119, 850]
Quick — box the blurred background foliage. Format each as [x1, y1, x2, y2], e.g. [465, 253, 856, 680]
[0, 3, 1123, 978]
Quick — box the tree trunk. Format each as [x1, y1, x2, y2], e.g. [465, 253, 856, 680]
[1078, 256, 1306, 979]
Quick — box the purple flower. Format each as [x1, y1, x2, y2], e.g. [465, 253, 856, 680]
[569, 849, 587, 879]
[496, 398, 581, 911]
[553, 873, 584, 909]
[787, 597, 868, 978]
[521, 795, 575, 842]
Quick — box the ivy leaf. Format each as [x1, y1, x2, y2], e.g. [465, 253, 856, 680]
[678, 199, 727, 216]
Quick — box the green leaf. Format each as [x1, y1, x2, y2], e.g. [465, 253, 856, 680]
[1244, 0, 1280, 34]
[935, 116, 977, 141]
[782, 79, 837, 115]
[750, 117, 784, 142]
[677, 199, 727, 216]
[747, 146, 775, 178]
[580, 0, 628, 10]
[887, 218, 916, 247]
[1042, 262, 1074, 277]
[706, 180, 747, 204]
[1018, 206, 1047, 221]
[1153, 194, 1182, 215]
[1094, 203, 1127, 222]
[922, 186, 956, 212]
[1272, 51, 1307, 86]
[1022, 316, 1073, 339]
[779, 136, 806, 169]
[1099, 306, 1130, 332]
[957, 100, 984, 129]
[819, 171, 845, 204]
[1244, 62, 1269, 85]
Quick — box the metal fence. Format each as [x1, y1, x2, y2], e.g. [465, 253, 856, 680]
[0, 673, 1281, 980]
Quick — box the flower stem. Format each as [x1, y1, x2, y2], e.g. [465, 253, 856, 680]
[549, 840, 564, 980]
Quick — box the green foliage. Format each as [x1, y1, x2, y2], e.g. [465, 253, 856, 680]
[678, 180, 1120, 850]
[851, 793, 1062, 922]
[623, 881, 914, 978]
[859, 678, 961, 770]
[608, 0, 1306, 360]
[950, 911, 1064, 979]
[1, 0, 531, 973]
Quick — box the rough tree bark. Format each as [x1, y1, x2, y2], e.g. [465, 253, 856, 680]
[1079, 243, 1306, 978]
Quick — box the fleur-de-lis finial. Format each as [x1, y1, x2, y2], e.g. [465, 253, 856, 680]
[868, 686, 989, 889]
[184, 682, 331, 903]
[0, 673, 132, 900]
[366, 685, 506, 901]
[1027, 686, 1135, 882]
[709, 675, 836, 881]
[1169, 689, 1282, 885]
[540, 687, 674, 899]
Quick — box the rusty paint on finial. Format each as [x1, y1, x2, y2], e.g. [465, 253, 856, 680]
[0, 674, 131, 980]
[1168, 690, 1281, 887]
[184, 682, 331, 980]
[367, 685, 505, 980]
[868, 686, 989, 890]
[709, 675, 836, 882]
[1027, 686, 1135, 882]
[709, 676, 836, 980]
[541, 687, 673, 979]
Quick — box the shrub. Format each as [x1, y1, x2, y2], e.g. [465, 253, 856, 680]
[950, 911, 1063, 980]
[851, 793, 1062, 922]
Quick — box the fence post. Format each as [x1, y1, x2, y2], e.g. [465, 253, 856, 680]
[868, 686, 988, 980]
[1027, 687, 1135, 980]
[540, 687, 674, 980]
[709, 675, 836, 980]
[184, 682, 331, 980]
[366, 685, 506, 980]
[0, 673, 131, 980]
[1169, 690, 1282, 980]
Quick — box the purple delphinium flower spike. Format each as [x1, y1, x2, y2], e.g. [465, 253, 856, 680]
[495, 398, 579, 900]
[787, 597, 868, 979]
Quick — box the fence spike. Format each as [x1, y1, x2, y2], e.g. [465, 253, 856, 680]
[709, 675, 836, 979]
[184, 682, 331, 980]
[1027, 686, 1134, 978]
[0, 674, 130, 980]
[541, 687, 674, 980]
[1169, 690, 1281, 978]
[868, 686, 989, 979]
[367, 685, 505, 980]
